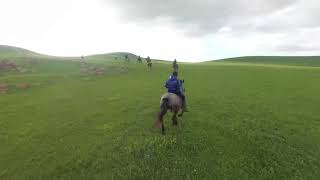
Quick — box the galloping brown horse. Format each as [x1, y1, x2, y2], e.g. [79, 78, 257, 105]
[154, 93, 185, 134]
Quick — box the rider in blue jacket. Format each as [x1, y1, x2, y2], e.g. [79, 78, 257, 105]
[165, 71, 189, 112]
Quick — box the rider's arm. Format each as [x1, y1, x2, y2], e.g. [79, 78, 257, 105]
[176, 80, 182, 93]
[165, 80, 170, 88]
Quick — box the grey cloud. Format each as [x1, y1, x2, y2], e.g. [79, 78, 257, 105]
[255, 28, 320, 52]
[105, 0, 300, 35]
[249, 0, 320, 34]
[105, 0, 320, 54]
[275, 44, 319, 52]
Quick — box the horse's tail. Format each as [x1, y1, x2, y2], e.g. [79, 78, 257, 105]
[155, 98, 169, 128]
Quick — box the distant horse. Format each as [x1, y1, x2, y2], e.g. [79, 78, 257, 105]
[154, 80, 185, 134]
[173, 63, 178, 72]
[137, 56, 142, 63]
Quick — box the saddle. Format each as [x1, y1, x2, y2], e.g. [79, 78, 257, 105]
[160, 93, 183, 109]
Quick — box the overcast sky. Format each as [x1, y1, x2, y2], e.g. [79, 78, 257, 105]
[0, 0, 319, 61]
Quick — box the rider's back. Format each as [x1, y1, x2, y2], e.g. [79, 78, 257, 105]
[165, 76, 180, 94]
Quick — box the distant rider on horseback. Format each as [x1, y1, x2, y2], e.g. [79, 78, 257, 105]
[173, 59, 178, 72]
[165, 71, 189, 112]
[146, 56, 152, 69]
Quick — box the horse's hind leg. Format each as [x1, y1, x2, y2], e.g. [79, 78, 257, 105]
[161, 121, 165, 135]
[178, 111, 184, 117]
[172, 112, 178, 126]
[160, 112, 166, 135]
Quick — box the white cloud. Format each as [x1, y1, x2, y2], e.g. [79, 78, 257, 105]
[0, 0, 319, 61]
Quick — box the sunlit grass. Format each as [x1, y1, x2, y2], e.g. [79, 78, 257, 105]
[1, 51, 320, 179]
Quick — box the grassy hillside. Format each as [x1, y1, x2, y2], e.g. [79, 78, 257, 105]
[0, 45, 45, 59]
[88, 52, 139, 60]
[215, 56, 320, 67]
[1, 48, 320, 179]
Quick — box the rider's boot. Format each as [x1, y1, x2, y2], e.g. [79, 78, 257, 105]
[183, 98, 189, 112]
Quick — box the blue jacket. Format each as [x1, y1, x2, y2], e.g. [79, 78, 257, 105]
[165, 75, 181, 94]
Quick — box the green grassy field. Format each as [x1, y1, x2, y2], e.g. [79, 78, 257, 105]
[1, 46, 320, 179]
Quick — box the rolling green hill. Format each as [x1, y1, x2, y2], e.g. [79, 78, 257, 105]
[88, 52, 139, 60]
[0, 45, 142, 62]
[1, 46, 320, 179]
[0, 45, 43, 58]
[215, 56, 320, 67]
